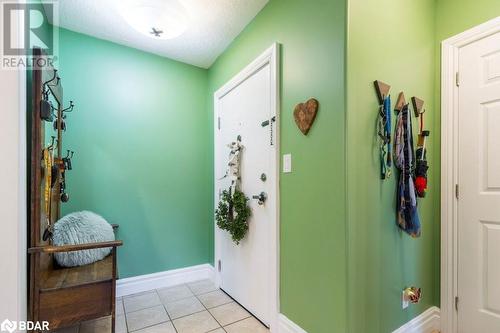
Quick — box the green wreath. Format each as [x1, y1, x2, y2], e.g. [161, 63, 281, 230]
[215, 188, 251, 244]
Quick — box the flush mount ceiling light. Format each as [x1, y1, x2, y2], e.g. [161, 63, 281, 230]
[118, 0, 189, 40]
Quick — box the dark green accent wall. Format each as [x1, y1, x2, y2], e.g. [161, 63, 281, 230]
[346, 0, 439, 332]
[57, 28, 212, 278]
[208, 0, 347, 332]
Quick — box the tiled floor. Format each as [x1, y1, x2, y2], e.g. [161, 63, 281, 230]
[54, 279, 269, 333]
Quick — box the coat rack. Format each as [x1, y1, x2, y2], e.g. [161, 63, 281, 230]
[395, 92, 406, 112]
[411, 97, 425, 117]
[374, 80, 391, 104]
[28, 47, 122, 332]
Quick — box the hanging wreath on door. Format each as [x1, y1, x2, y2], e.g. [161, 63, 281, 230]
[216, 188, 251, 244]
[215, 136, 251, 244]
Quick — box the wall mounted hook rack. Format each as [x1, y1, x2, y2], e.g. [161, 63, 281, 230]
[374, 80, 391, 104]
[395, 92, 407, 112]
[411, 97, 425, 117]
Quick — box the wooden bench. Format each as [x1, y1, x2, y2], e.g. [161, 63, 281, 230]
[28, 240, 122, 330]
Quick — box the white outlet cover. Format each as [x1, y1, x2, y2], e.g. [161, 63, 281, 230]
[283, 154, 292, 173]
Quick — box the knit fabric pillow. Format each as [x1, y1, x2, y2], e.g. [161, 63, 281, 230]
[52, 211, 115, 267]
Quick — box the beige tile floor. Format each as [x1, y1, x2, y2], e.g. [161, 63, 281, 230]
[54, 279, 269, 333]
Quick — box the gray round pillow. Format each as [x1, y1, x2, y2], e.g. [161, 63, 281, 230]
[53, 211, 115, 267]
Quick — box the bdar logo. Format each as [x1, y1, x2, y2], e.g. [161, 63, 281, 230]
[0, 319, 16, 333]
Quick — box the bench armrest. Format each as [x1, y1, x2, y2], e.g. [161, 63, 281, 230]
[28, 240, 123, 254]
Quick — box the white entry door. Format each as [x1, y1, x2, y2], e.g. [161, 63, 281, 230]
[214, 45, 279, 328]
[458, 30, 500, 332]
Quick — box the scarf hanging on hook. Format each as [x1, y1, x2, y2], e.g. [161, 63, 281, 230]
[378, 96, 392, 179]
[415, 112, 430, 197]
[394, 104, 421, 237]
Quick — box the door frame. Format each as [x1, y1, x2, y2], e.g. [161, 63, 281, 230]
[213, 43, 280, 331]
[441, 16, 500, 333]
[0, 3, 28, 322]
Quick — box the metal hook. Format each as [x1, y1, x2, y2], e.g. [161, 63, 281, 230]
[43, 69, 58, 87]
[47, 136, 56, 150]
[62, 100, 75, 113]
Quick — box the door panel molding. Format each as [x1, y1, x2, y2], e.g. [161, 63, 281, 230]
[213, 43, 280, 332]
[441, 16, 500, 333]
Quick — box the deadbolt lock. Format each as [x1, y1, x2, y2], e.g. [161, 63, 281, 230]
[260, 173, 267, 182]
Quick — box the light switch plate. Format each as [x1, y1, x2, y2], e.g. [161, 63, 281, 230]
[283, 154, 292, 173]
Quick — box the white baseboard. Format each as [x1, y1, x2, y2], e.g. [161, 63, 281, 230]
[116, 264, 215, 297]
[278, 308, 439, 333]
[393, 307, 441, 333]
[278, 314, 308, 333]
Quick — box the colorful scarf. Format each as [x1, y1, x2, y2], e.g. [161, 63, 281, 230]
[378, 96, 392, 179]
[394, 104, 421, 237]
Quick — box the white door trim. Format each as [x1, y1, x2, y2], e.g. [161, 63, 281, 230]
[213, 43, 280, 332]
[441, 16, 500, 333]
[0, 4, 27, 322]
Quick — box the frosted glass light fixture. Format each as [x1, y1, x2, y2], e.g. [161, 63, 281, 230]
[119, 0, 189, 40]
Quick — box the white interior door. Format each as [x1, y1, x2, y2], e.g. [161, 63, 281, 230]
[214, 46, 279, 328]
[458, 30, 500, 332]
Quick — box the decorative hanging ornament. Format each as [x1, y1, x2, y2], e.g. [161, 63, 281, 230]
[226, 136, 243, 193]
[215, 188, 251, 244]
[215, 135, 251, 244]
[293, 98, 319, 135]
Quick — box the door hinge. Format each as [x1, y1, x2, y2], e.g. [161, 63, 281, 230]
[455, 296, 459, 311]
[218, 260, 222, 272]
[217, 117, 221, 130]
[456, 72, 460, 87]
[455, 184, 459, 200]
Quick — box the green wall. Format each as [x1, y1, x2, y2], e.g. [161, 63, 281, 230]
[346, 0, 439, 332]
[48, 1, 500, 331]
[57, 29, 212, 278]
[208, 0, 347, 332]
[435, 0, 500, 42]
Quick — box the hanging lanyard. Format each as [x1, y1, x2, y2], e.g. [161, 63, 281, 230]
[43, 148, 52, 225]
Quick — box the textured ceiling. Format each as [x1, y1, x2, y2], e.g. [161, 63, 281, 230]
[44, 0, 268, 68]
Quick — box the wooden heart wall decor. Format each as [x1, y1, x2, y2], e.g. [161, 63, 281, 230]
[293, 98, 319, 135]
